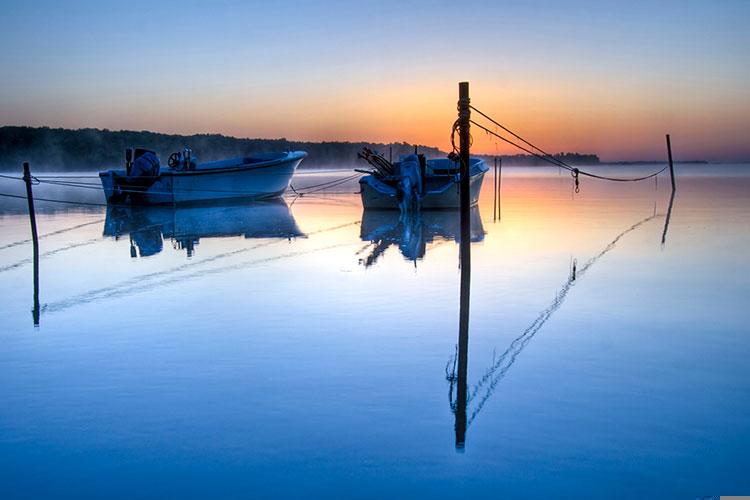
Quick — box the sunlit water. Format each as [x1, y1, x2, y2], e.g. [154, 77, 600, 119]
[0, 165, 748, 498]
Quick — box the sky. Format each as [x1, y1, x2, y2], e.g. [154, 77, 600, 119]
[0, 0, 748, 161]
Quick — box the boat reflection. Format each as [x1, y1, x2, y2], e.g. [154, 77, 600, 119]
[358, 207, 484, 266]
[104, 199, 303, 257]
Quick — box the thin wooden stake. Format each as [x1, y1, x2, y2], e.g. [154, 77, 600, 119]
[666, 134, 676, 192]
[493, 157, 498, 222]
[23, 162, 40, 326]
[497, 158, 502, 220]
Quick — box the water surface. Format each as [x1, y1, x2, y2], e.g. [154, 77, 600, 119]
[0, 165, 748, 498]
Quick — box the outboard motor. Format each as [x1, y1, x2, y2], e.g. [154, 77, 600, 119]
[397, 154, 423, 213]
[110, 148, 161, 202]
[125, 148, 134, 175]
[130, 148, 160, 177]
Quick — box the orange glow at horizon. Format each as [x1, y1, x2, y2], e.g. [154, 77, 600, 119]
[5, 77, 748, 162]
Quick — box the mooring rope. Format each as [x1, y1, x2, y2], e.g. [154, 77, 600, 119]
[289, 172, 363, 195]
[468, 119, 667, 183]
[0, 191, 109, 207]
[33, 174, 101, 180]
[0, 173, 25, 181]
[458, 105, 669, 186]
[0, 217, 105, 251]
[42, 219, 361, 314]
[0, 236, 102, 274]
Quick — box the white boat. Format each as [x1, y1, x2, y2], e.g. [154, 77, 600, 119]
[99, 147, 307, 205]
[358, 151, 488, 210]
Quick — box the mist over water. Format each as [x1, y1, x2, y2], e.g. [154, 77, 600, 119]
[0, 165, 749, 498]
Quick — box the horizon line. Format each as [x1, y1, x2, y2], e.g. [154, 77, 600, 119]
[2, 123, 748, 164]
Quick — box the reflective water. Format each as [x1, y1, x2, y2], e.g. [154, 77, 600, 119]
[0, 166, 749, 498]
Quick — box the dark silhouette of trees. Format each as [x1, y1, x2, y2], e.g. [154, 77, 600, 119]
[0, 126, 601, 171]
[0, 127, 444, 171]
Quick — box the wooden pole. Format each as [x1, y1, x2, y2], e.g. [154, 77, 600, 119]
[666, 134, 676, 192]
[458, 82, 471, 224]
[23, 162, 40, 326]
[455, 81, 471, 450]
[458, 82, 472, 287]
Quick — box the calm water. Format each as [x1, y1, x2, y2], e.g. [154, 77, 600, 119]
[0, 165, 748, 498]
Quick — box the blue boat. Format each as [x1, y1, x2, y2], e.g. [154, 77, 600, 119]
[358, 151, 488, 210]
[99, 147, 307, 205]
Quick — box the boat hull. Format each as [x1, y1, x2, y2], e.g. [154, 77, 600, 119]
[100, 151, 306, 205]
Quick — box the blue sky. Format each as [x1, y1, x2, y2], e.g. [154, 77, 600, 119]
[1, 0, 748, 160]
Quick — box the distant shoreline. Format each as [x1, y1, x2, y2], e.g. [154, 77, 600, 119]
[599, 160, 708, 165]
[0, 125, 446, 172]
[0, 125, 739, 171]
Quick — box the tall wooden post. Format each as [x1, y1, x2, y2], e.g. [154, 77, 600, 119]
[458, 82, 471, 229]
[458, 82, 472, 284]
[23, 162, 40, 326]
[455, 81, 471, 450]
[666, 134, 676, 192]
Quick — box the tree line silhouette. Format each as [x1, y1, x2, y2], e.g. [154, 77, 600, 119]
[0, 126, 599, 171]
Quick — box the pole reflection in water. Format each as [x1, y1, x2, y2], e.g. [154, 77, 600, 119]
[32, 250, 39, 326]
[454, 228, 471, 450]
[358, 204, 484, 448]
[661, 190, 676, 247]
[358, 207, 484, 267]
[447, 212, 663, 448]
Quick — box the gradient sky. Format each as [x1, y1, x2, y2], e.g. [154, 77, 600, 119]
[1, 0, 748, 161]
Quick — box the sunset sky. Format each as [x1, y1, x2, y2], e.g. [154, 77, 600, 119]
[1, 0, 748, 161]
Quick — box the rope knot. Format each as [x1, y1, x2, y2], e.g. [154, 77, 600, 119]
[571, 168, 580, 193]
